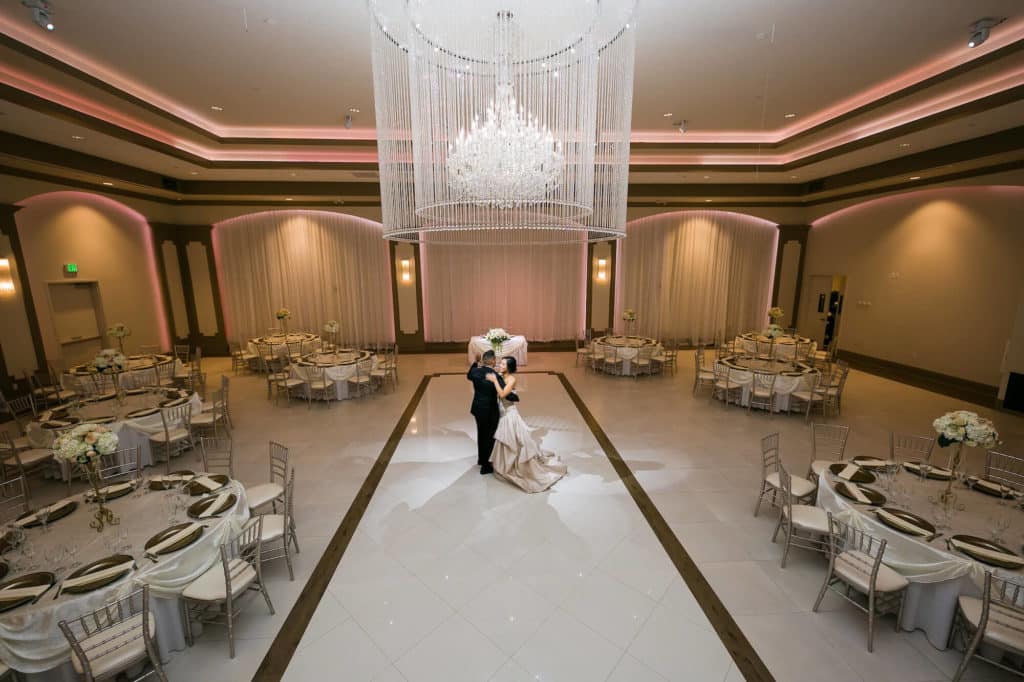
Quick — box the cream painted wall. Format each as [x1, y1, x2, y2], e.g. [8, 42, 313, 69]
[801, 186, 1024, 386]
[14, 192, 169, 367]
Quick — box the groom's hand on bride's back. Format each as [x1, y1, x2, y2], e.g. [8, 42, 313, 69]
[506, 392, 520, 403]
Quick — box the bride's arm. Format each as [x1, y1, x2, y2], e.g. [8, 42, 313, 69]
[487, 374, 517, 398]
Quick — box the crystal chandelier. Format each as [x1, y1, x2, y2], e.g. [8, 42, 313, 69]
[368, 0, 638, 245]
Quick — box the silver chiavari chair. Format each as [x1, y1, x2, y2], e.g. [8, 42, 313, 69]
[754, 432, 816, 516]
[771, 463, 829, 567]
[983, 450, 1024, 493]
[949, 571, 1024, 681]
[150, 404, 193, 473]
[808, 422, 850, 481]
[710, 363, 741, 406]
[692, 348, 715, 395]
[258, 469, 300, 581]
[813, 513, 909, 652]
[244, 441, 289, 513]
[200, 436, 235, 479]
[748, 371, 777, 414]
[0, 474, 30, 524]
[890, 432, 935, 465]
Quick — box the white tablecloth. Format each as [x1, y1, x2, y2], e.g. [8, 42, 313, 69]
[591, 336, 662, 375]
[0, 481, 249, 677]
[467, 336, 528, 366]
[26, 392, 204, 477]
[290, 351, 377, 400]
[714, 357, 817, 410]
[817, 472, 1021, 648]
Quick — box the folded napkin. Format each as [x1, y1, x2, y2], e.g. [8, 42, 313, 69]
[86, 482, 134, 500]
[14, 499, 75, 528]
[41, 419, 73, 429]
[199, 493, 232, 518]
[60, 560, 134, 591]
[125, 408, 159, 419]
[837, 464, 860, 481]
[855, 457, 893, 468]
[0, 584, 51, 602]
[150, 473, 194, 484]
[841, 482, 871, 504]
[973, 479, 1013, 496]
[876, 509, 932, 538]
[146, 523, 202, 558]
[950, 538, 1024, 567]
[190, 476, 223, 493]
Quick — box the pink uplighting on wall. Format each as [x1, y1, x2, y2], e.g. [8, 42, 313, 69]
[811, 185, 1024, 227]
[17, 191, 171, 351]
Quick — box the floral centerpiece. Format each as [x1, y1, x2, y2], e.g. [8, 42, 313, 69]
[106, 322, 131, 354]
[768, 306, 784, 322]
[932, 410, 1000, 505]
[276, 307, 292, 334]
[53, 424, 121, 531]
[621, 309, 637, 322]
[484, 328, 510, 354]
[323, 320, 340, 350]
[93, 349, 127, 373]
[762, 324, 785, 339]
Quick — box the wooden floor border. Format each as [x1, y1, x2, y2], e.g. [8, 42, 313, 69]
[556, 373, 775, 682]
[253, 374, 433, 681]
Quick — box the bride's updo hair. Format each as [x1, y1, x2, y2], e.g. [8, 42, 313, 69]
[503, 356, 517, 374]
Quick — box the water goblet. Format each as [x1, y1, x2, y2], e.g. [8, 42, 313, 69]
[37, 506, 51, 534]
[20, 539, 37, 571]
[67, 541, 80, 570]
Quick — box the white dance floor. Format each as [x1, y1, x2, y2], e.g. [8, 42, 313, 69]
[283, 373, 737, 681]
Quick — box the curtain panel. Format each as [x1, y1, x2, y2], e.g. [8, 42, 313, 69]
[616, 211, 778, 343]
[213, 211, 394, 344]
[422, 236, 586, 342]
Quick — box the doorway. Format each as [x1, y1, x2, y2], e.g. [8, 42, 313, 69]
[47, 280, 105, 365]
[800, 275, 846, 349]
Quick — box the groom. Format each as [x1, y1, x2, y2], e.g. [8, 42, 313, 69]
[468, 350, 500, 475]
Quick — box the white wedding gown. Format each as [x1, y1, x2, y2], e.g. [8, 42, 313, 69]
[490, 395, 567, 493]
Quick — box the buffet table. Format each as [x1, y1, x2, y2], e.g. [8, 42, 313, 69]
[0, 478, 249, 678]
[817, 467, 1022, 648]
[467, 335, 528, 366]
[715, 355, 817, 410]
[25, 390, 203, 477]
[290, 349, 377, 400]
[591, 336, 662, 375]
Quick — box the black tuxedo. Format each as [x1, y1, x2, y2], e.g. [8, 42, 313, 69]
[467, 363, 503, 466]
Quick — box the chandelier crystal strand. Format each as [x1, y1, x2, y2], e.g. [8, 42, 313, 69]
[368, 0, 636, 245]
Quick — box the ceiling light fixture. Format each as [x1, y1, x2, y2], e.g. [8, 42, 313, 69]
[368, 0, 638, 245]
[285, 197, 294, 201]
[101, 181, 113, 186]
[71, 135, 84, 140]
[662, 112, 673, 118]
[783, 113, 797, 119]
[22, 1, 54, 31]
[898, 143, 911, 149]
[908, 176, 921, 180]
[190, 171, 199, 175]
[968, 17, 1004, 48]
[210, 105, 224, 111]
[705, 199, 713, 202]
[348, 107, 361, 113]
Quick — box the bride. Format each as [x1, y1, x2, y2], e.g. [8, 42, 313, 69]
[485, 357, 567, 493]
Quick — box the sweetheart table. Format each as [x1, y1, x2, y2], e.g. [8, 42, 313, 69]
[467, 335, 528, 366]
[0, 480, 249, 679]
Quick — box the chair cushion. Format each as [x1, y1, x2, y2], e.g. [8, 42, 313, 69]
[348, 376, 372, 384]
[958, 595, 1024, 655]
[308, 380, 332, 390]
[810, 460, 835, 476]
[18, 448, 53, 467]
[191, 413, 219, 426]
[790, 391, 821, 402]
[784, 505, 830, 533]
[11, 435, 30, 450]
[834, 550, 908, 594]
[246, 482, 284, 509]
[765, 472, 817, 498]
[149, 428, 191, 443]
[70, 612, 156, 677]
[279, 379, 306, 389]
[182, 558, 256, 602]
[260, 514, 286, 543]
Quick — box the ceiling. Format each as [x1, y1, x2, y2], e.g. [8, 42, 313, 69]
[0, 0, 1022, 207]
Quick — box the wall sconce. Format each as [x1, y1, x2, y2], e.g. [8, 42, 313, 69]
[596, 258, 607, 281]
[400, 258, 412, 283]
[0, 259, 14, 294]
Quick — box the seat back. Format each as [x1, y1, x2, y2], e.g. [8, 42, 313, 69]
[812, 423, 849, 462]
[269, 441, 289, 485]
[160, 404, 193, 439]
[890, 433, 935, 465]
[761, 432, 780, 477]
[984, 450, 1024, 492]
[752, 371, 776, 393]
[59, 585, 156, 681]
[201, 436, 234, 478]
[825, 512, 888, 592]
[0, 473, 29, 522]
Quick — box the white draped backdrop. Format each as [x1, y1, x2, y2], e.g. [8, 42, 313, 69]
[423, 236, 586, 341]
[213, 211, 395, 344]
[616, 211, 778, 342]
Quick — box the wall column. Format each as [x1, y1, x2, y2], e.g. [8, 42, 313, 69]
[586, 241, 616, 336]
[389, 241, 425, 352]
[771, 224, 810, 329]
[0, 204, 46, 393]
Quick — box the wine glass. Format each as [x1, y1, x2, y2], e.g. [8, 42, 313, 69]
[37, 506, 51, 534]
[66, 541, 80, 570]
[20, 538, 37, 571]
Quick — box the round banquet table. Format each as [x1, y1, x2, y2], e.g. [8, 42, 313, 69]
[0, 479, 249, 679]
[25, 390, 203, 479]
[817, 468, 1023, 649]
[290, 349, 377, 400]
[247, 332, 321, 360]
[467, 335, 528, 366]
[735, 333, 816, 361]
[591, 336, 662, 375]
[714, 355, 817, 410]
[61, 354, 182, 394]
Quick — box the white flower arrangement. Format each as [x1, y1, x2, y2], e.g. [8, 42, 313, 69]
[484, 328, 510, 346]
[53, 423, 119, 464]
[93, 348, 127, 373]
[621, 309, 637, 322]
[106, 322, 131, 338]
[768, 307, 784, 321]
[762, 324, 785, 339]
[323, 320, 340, 334]
[932, 410, 1000, 449]
[275, 308, 291, 320]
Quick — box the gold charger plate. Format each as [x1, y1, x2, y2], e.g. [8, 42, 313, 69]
[16, 500, 78, 528]
[187, 493, 237, 519]
[0, 572, 56, 612]
[186, 474, 230, 496]
[834, 481, 886, 506]
[875, 507, 936, 538]
[62, 554, 135, 595]
[949, 535, 1024, 570]
[144, 523, 204, 556]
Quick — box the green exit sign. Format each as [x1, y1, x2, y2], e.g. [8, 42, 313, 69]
[64, 263, 78, 274]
